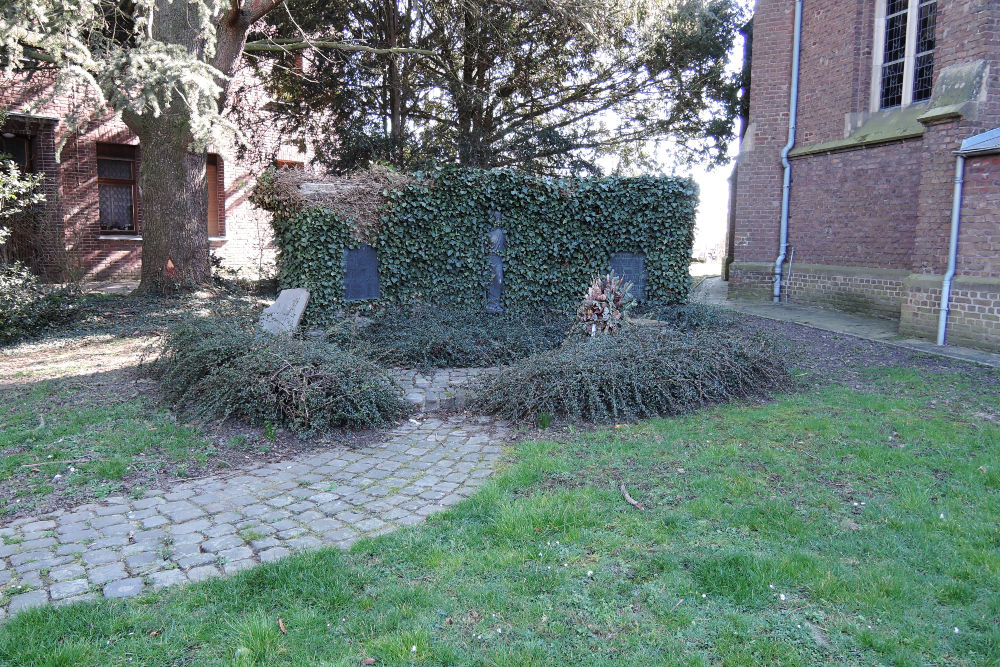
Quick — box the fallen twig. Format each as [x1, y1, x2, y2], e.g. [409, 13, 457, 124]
[620, 483, 644, 510]
[19, 458, 100, 468]
[670, 598, 684, 612]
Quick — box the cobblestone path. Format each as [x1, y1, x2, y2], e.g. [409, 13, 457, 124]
[391, 367, 496, 411]
[0, 415, 509, 619]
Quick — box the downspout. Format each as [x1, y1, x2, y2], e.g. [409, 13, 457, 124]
[773, 0, 804, 303]
[937, 155, 965, 346]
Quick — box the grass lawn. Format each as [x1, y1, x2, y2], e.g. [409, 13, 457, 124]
[1, 366, 997, 665]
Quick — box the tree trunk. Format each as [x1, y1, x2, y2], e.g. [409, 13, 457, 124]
[132, 115, 211, 293]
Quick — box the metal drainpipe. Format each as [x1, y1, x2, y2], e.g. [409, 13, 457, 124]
[937, 154, 966, 346]
[774, 0, 804, 303]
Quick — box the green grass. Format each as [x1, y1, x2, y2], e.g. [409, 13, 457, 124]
[1, 367, 998, 665]
[0, 379, 215, 515]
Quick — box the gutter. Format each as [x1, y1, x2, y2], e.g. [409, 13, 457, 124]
[937, 126, 1000, 345]
[937, 155, 965, 346]
[773, 0, 804, 303]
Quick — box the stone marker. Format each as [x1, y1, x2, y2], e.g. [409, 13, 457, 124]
[343, 244, 381, 301]
[610, 252, 647, 301]
[259, 288, 310, 335]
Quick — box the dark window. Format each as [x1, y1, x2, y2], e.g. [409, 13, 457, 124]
[207, 154, 222, 237]
[97, 144, 137, 233]
[1, 135, 30, 171]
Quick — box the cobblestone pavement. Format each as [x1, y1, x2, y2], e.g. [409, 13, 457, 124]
[0, 415, 509, 619]
[392, 368, 497, 411]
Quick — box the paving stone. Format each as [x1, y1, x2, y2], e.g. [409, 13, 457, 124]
[187, 565, 221, 582]
[149, 569, 188, 589]
[170, 519, 213, 535]
[223, 559, 256, 575]
[49, 578, 90, 600]
[49, 563, 87, 582]
[125, 551, 160, 569]
[177, 552, 217, 569]
[259, 546, 291, 563]
[218, 546, 253, 563]
[89, 562, 129, 585]
[9, 590, 48, 613]
[83, 549, 120, 567]
[104, 577, 145, 598]
[20, 520, 57, 533]
[355, 518, 387, 532]
[202, 535, 244, 553]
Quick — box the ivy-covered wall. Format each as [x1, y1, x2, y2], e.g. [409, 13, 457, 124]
[254, 167, 697, 323]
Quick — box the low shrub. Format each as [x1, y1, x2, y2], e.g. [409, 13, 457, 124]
[468, 325, 788, 424]
[153, 315, 406, 433]
[637, 302, 737, 331]
[324, 305, 572, 370]
[0, 263, 82, 346]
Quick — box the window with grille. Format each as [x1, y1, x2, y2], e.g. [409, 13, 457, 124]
[873, 0, 937, 110]
[97, 144, 137, 233]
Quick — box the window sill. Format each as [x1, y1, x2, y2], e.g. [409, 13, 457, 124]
[209, 236, 227, 242]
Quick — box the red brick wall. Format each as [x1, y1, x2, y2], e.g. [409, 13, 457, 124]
[794, 0, 873, 147]
[731, 0, 796, 265]
[1, 69, 311, 281]
[731, 0, 1000, 350]
[957, 155, 1000, 278]
[786, 141, 920, 269]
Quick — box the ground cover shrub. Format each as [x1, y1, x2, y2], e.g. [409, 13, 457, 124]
[636, 302, 736, 331]
[469, 324, 787, 423]
[324, 305, 573, 370]
[153, 315, 406, 432]
[0, 262, 82, 345]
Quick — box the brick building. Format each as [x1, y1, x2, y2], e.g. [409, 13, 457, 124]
[0, 70, 311, 282]
[727, 0, 1000, 352]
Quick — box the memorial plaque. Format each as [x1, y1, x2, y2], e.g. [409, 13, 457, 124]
[610, 252, 647, 301]
[343, 244, 381, 301]
[259, 288, 310, 335]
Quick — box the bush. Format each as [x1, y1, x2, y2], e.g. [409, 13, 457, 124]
[638, 302, 737, 332]
[153, 315, 406, 433]
[325, 305, 571, 370]
[254, 167, 697, 322]
[0, 263, 81, 345]
[468, 325, 788, 424]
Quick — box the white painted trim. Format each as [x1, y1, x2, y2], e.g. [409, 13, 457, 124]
[208, 236, 227, 242]
[871, 0, 888, 111]
[98, 235, 141, 241]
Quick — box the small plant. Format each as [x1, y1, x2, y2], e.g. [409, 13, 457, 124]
[576, 272, 634, 337]
[536, 411, 554, 429]
[240, 529, 265, 543]
[0, 263, 83, 346]
[263, 422, 277, 441]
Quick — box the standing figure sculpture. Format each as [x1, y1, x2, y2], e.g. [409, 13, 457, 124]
[486, 211, 506, 314]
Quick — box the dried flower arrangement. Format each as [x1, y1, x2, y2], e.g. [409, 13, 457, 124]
[576, 272, 635, 336]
